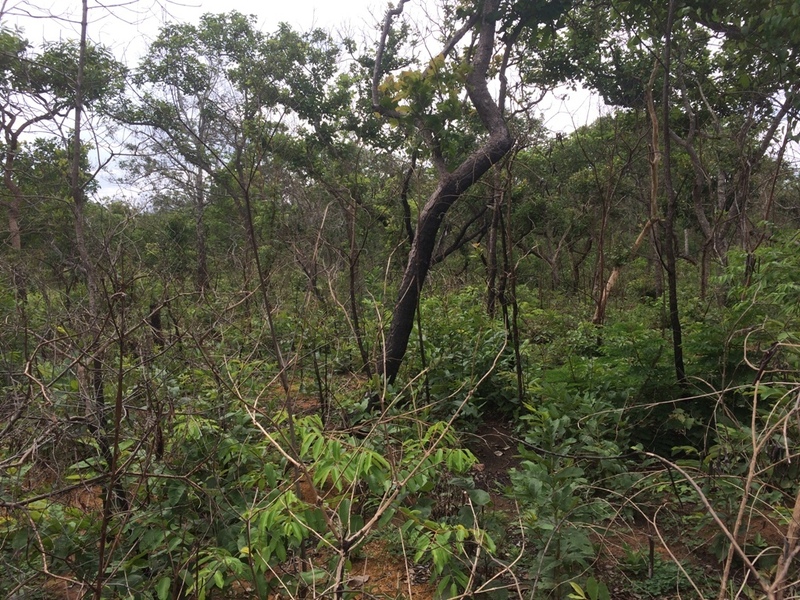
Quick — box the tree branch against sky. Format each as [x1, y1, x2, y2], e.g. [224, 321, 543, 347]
[3, 0, 604, 201]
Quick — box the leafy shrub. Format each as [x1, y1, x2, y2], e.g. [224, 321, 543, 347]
[621, 552, 708, 599]
[509, 389, 629, 594]
[410, 287, 521, 418]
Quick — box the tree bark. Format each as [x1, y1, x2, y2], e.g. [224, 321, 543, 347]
[193, 169, 209, 293]
[3, 127, 29, 299]
[3, 138, 23, 252]
[661, 0, 687, 385]
[486, 173, 502, 318]
[346, 198, 372, 378]
[375, 0, 513, 383]
[592, 220, 654, 325]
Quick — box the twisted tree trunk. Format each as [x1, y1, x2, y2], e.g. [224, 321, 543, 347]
[373, 0, 514, 384]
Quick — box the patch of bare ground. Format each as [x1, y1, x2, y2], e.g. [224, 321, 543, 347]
[465, 418, 522, 509]
[349, 540, 437, 599]
[38, 578, 88, 599]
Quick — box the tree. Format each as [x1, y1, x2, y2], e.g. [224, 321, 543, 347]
[131, 12, 351, 390]
[371, 0, 522, 385]
[8, 138, 96, 281]
[128, 14, 254, 292]
[0, 27, 122, 295]
[546, 0, 799, 385]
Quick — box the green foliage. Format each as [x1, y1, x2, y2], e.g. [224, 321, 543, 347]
[521, 298, 684, 452]
[722, 231, 800, 356]
[504, 385, 627, 592]
[3, 2, 800, 598]
[411, 287, 520, 418]
[400, 510, 496, 599]
[568, 576, 610, 600]
[0, 27, 125, 111]
[0, 348, 487, 598]
[511, 458, 600, 592]
[376, 52, 478, 169]
[619, 551, 708, 599]
[395, 448, 501, 599]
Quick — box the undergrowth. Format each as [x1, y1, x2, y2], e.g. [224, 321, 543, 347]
[3, 236, 800, 598]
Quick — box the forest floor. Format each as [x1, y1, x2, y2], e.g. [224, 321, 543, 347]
[30, 399, 775, 599]
[315, 418, 525, 600]
[310, 411, 770, 600]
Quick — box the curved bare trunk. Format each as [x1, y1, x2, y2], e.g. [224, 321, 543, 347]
[375, 0, 513, 383]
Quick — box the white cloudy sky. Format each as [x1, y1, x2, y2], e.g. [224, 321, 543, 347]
[5, 0, 601, 131]
[6, 0, 386, 63]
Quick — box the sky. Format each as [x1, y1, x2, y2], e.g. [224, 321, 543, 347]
[5, 0, 602, 131]
[6, 0, 391, 63]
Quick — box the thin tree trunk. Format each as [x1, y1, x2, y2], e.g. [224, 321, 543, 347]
[68, 0, 106, 467]
[3, 139, 23, 253]
[591, 195, 610, 323]
[501, 180, 525, 406]
[193, 170, 209, 292]
[399, 148, 417, 246]
[3, 137, 26, 299]
[64, 3, 123, 596]
[644, 65, 664, 299]
[486, 173, 502, 318]
[661, 0, 686, 385]
[237, 175, 289, 393]
[592, 220, 654, 325]
[346, 201, 371, 378]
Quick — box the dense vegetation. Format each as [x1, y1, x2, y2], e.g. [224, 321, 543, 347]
[1, 0, 799, 598]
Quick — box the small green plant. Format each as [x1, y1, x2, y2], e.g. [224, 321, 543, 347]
[625, 556, 707, 599]
[507, 386, 633, 594]
[568, 576, 611, 600]
[510, 459, 602, 593]
[398, 480, 497, 599]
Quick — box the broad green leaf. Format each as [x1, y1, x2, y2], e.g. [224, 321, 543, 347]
[156, 576, 171, 600]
